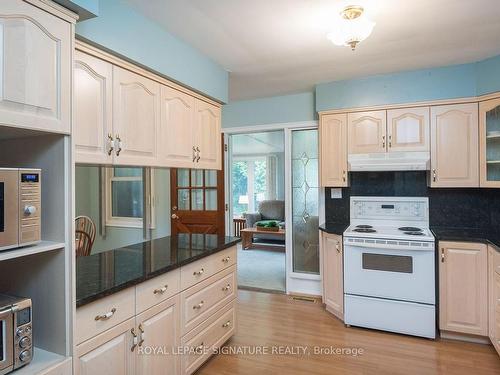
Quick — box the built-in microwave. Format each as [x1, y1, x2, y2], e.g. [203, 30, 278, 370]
[0, 168, 41, 252]
[0, 294, 33, 374]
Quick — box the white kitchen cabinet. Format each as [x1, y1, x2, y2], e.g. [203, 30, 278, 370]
[136, 296, 180, 375]
[74, 51, 114, 164]
[348, 110, 387, 154]
[75, 318, 136, 375]
[321, 231, 344, 320]
[112, 66, 161, 166]
[479, 97, 500, 188]
[439, 241, 488, 336]
[488, 246, 500, 355]
[320, 113, 348, 187]
[159, 85, 196, 168]
[0, 0, 73, 134]
[430, 103, 479, 187]
[194, 99, 222, 170]
[387, 107, 430, 152]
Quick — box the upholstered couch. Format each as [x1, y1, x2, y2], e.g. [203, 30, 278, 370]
[245, 200, 285, 241]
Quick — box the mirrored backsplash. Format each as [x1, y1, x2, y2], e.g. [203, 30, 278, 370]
[76, 166, 172, 254]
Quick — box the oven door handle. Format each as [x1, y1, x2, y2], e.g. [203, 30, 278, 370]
[343, 240, 435, 251]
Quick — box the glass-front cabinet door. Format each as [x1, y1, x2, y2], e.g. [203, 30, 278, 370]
[480, 98, 500, 187]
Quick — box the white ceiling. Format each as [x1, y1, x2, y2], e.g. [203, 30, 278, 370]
[232, 131, 284, 156]
[124, 0, 500, 101]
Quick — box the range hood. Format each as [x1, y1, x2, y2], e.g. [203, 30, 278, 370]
[348, 152, 430, 172]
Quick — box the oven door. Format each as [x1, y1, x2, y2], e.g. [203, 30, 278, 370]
[344, 242, 435, 304]
[0, 170, 19, 251]
[0, 307, 13, 375]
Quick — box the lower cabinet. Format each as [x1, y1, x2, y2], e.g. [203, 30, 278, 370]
[439, 241, 488, 336]
[74, 318, 136, 375]
[321, 231, 344, 320]
[136, 296, 180, 375]
[489, 246, 500, 355]
[75, 246, 237, 375]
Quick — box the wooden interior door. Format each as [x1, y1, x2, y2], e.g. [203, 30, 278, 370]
[170, 167, 225, 236]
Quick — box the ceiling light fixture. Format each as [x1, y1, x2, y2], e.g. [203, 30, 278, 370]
[327, 5, 375, 51]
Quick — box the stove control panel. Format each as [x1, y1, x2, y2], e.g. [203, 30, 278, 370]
[351, 197, 428, 222]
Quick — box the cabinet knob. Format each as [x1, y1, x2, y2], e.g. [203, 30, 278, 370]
[222, 256, 231, 263]
[193, 268, 204, 276]
[193, 300, 204, 310]
[388, 135, 392, 148]
[196, 147, 201, 162]
[138, 323, 145, 347]
[382, 135, 386, 149]
[441, 248, 445, 263]
[115, 134, 122, 156]
[433, 169, 437, 182]
[222, 284, 231, 292]
[131, 328, 138, 352]
[193, 146, 197, 162]
[222, 320, 231, 328]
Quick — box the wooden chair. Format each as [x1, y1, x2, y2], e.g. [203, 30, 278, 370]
[75, 216, 96, 257]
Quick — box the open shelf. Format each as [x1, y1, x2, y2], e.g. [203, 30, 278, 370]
[15, 347, 67, 375]
[0, 241, 65, 262]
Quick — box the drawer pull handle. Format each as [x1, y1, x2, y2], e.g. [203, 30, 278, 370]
[193, 268, 204, 276]
[138, 323, 145, 347]
[153, 285, 168, 294]
[95, 308, 116, 321]
[195, 342, 204, 352]
[222, 320, 231, 328]
[222, 256, 231, 263]
[193, 301, 204, 310]
[222, 284, 231, 292]
[131, 328, 138, 352]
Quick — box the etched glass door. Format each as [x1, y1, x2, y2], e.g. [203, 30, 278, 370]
[291, 129, 319, 274]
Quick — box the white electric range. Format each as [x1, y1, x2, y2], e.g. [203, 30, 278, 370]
[343, 196, 436, 339]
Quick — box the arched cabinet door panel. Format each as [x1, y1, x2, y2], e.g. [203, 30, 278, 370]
[430, 103, 479, 187]
[387, 107, 430, 152]
[194, 100, 221, 170]
[0, 0, 72, 133]
[158, 85, 195, 168]
[74, 51, 113, 164]
[348, 110, 387, 154]
[112, 66, 160, 166]
[320, 113, 348, 187]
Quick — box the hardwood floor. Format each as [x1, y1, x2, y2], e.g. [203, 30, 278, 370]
[197, 290, 500, 375]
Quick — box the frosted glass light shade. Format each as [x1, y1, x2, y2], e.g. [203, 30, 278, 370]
[327, 16, 375, 48]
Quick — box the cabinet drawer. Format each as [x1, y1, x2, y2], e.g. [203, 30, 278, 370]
[136, 269, 180, 314]
[181, 300, 236, 375]
[76, 287, 135, 344]
[180, 246, 236, 290]
[181, 265, 236, 335]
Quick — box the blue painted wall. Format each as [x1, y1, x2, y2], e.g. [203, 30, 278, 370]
[222, 92, 316, 128]
[75, 0, 229, 102]
[476, 55, 500, 96]
[315, 63, 478, 111]
[316, 55, 500, 112]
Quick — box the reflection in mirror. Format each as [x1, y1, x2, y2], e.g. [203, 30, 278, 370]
[75, 166, 171, 254]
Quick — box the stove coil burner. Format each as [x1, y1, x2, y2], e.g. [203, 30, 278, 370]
[398, 226, 422, 232]
[404, 231, 424, 236]
[355, 225, 373, 229]
[353, 228, 377, 233]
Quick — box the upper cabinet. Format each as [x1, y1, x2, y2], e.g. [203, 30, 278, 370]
[430, 103, 479, 187]
[194, 100, 222, 170]
[387, 107, 430, 152]
[74, 51, 113, 164]
[0, 0, 73, 134]
[348, 110, 386, 154]
[320, 113, 348, 187]
[73, 45, 222, 170]
[480, 97, 500, 187]
[159, 85, 196, 168]
[112, 66, 161, 167]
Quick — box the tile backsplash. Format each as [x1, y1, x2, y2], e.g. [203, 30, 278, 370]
[325, 171, 500, 229]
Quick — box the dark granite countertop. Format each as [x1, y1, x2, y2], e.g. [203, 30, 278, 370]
[431, 227, 500, 252]
[319, 222, 349, 236]
[76, 234, 241, 307]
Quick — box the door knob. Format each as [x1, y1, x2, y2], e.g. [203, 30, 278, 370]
[172, 206, 178, 211]
[171, 214, 179, 219]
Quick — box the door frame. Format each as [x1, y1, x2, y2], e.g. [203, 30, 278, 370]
[222, 120, 322, 296]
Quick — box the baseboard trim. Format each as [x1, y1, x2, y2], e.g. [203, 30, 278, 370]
[440, 330, 491, 345]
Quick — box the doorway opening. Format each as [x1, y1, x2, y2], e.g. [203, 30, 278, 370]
[228, 130, 286, 293]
